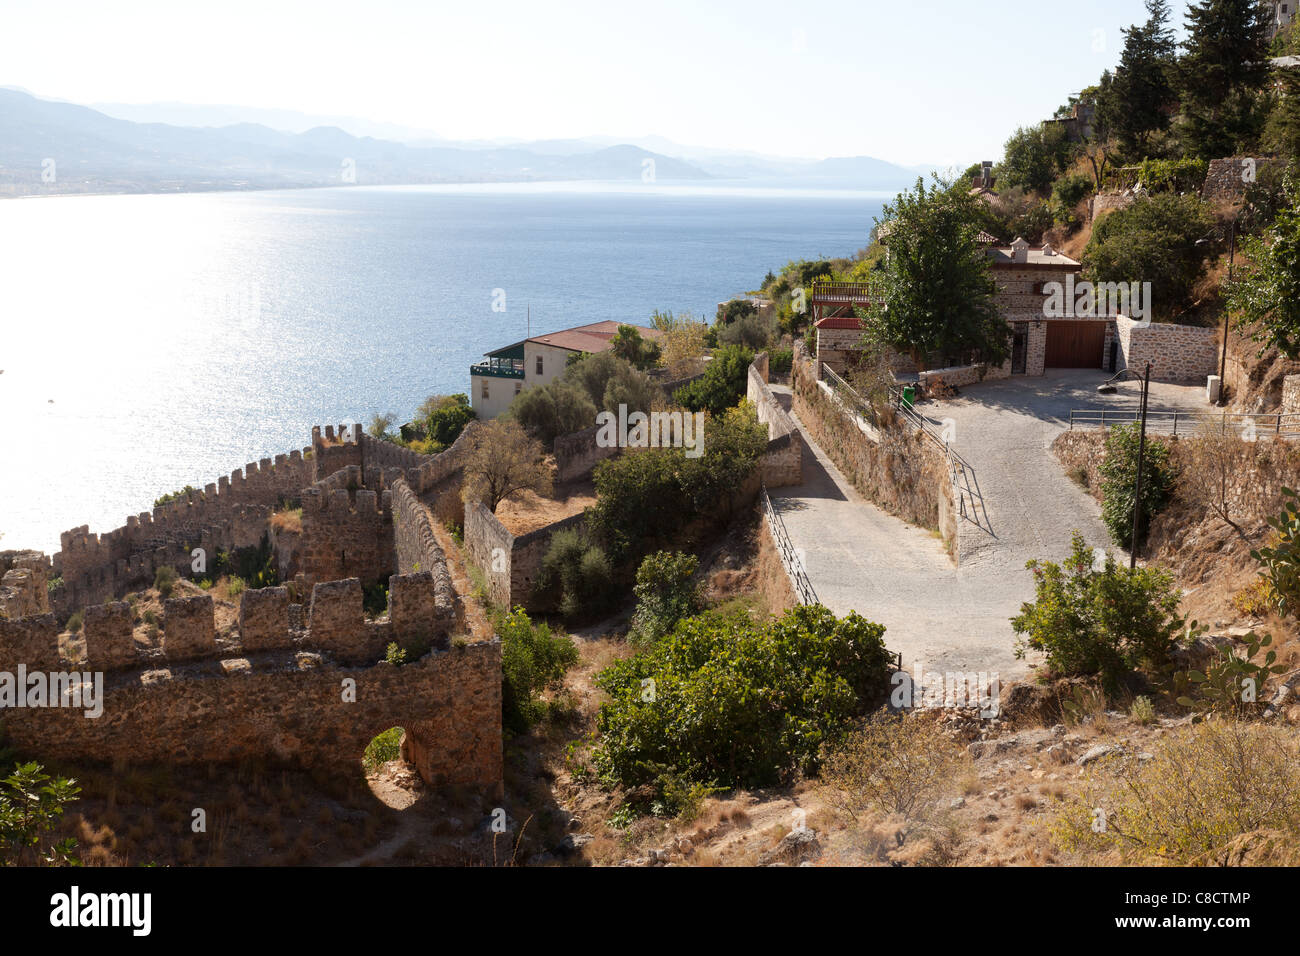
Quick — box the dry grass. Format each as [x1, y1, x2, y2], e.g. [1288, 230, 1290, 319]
[269, 507, 303, 534]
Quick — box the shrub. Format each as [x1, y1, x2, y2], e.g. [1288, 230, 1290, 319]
[717, 311, 777, 350]
[1098, 422, 1176, 551]
[769, 347, 793, 376]
[1134, 158, 1209, 194]
[629, 550, 701, 646]
[417, 393, 476, 448]
[609, 324, 662, 370]
[498, 607, 579, 734]
[510, 381, 597, 447]
[1083, 192, 1216, 319]
[715, 299, 758, 326]
[0, 762, 80, 866]
[362, 727, 403, 772]
[820, 715, 968, 821]
[592, 604, 894, 793]
[673, 344, 754, 416]
[532, 528, 615, 621]
[154, 485, 199, 509]
[1177, 632, 1287, 719]
[1250, 486, 1300, 616]
[362, 580, 388, 618]
[226, 576, 246, 600]
[65, 611, 82, 634]
[1052, 172, 1094, 209]
[563, 351, 662, 416]
[1012, 531, 1189, 687]
[588, 403, 767, 563]
[153, 565, 177, 598]
[1129, 695, 1156, 725]
[1052, 719, 1300, 865]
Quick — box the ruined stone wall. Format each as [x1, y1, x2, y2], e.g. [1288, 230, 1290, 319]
[555, 424, 619, 483]
[1202, 157, 1283, 204]
[52, 432, 328, 613]
[792, 342, 956, 556]
[389, 478, 456, 633]
[1116, 315, 1219, 383]
[2, 573, 500, 793]
[311, 423, 363, 481]
[463, 500, 587, 611]
[747, 357, 802, 487]
[299, 484, 394, 586]
[0, 551, 51, 620]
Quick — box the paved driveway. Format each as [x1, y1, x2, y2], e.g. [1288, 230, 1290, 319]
[766, 371, 1207, 681]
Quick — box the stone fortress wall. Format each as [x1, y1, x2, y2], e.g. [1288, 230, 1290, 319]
[1, 419, 502, 795]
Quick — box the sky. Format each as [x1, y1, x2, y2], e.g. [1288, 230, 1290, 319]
[2, 0, 1181, 166]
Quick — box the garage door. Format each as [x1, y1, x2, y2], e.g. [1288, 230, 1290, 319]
[1045, 321, 1106, 368]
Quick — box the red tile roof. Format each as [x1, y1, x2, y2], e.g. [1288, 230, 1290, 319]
[527, 320, 663, 352]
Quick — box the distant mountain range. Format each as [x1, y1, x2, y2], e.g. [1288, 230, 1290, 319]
[0, 88, 932, 196]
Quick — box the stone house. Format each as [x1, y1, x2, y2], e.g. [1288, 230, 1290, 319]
[812, 236, 1219, 384]
[469, 320, 664, 418]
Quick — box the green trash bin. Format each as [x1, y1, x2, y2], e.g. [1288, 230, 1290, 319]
[901, 385, 915, 409]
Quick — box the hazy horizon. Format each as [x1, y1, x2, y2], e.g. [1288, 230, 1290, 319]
[1, 0, 1168, 167]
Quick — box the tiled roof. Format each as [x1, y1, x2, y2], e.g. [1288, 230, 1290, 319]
[987, 246, 1081, 267]
[487, 320, 664, 357]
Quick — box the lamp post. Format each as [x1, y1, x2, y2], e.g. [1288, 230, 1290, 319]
[1097, 361, 1152, 569]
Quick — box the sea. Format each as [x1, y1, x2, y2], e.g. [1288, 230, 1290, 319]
[0, 180, 888, 554]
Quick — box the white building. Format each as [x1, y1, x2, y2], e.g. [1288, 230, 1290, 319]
[469, 320, 664, 419]
[1273, 1, 1294, 38]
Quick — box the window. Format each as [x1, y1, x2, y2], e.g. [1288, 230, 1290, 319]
[481, 378, 489, 400]
[536, 355, 544, 376]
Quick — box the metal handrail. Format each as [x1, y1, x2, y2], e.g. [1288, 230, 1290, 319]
[761, 484, 818, 607]
[1069, 408, 1300, 438]
[821, 366, 993, 535]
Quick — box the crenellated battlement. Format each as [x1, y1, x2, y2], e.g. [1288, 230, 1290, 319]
[0, 580, 499, 794]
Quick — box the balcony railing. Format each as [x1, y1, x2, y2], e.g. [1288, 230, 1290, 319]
[470, 361, 524, 380]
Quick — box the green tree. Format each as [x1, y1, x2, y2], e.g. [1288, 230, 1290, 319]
[674, 344, 754, 416]
[610, 324, 662, 370]
[1177, 0, 1271, 158]
[866, 177, 1007, 367]
[588, 402, 767, 563]
[417, 393, 476, 448]
[998, 124, 1073, 194]
[592, 604, 894, 792]
[510, 381, 598, 446]
[563, 351, 662, 414]
[629, 550, 702, 646]
[1227, 170, 1300, 358]
[1083, 192, 1216, 319]
[1099, 422, 1177, 550]
[0, 763, 80, 866]
[497, 607, 579, 733]
[532, 527, 615, 621]
[1110, 0, 1177, 157]
[1012, 532, 1188, 688]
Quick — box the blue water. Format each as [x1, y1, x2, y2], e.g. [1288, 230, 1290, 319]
[0, 182, 885, 553]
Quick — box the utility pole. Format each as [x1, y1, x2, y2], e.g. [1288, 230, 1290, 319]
[1130, 361, 1152, 570]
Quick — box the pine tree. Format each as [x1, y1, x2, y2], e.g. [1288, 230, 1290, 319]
[1178, 0, 1271, 158]
[1111, 0, 1177, 157]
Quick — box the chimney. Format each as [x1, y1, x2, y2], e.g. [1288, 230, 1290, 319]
[1010, 236, 1029, 264]
[981, 161, 993, 189]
